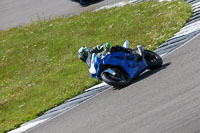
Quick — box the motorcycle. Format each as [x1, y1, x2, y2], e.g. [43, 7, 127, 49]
[89, 41, 163, 87]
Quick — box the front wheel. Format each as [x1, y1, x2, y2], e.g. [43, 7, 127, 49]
[101, 68, 131, 87]
[144, 50, 163, 70]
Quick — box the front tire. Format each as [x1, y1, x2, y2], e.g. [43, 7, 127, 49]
[101, 69, 131, 87]
[144, 50, 163, 70]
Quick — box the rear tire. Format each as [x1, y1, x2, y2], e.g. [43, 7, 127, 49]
[144, 50, 163, 70]
[101, 69, 131, 87]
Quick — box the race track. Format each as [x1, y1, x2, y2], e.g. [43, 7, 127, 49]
[27, 34, 200, 133]
[0, 0, 127, 30]
[2, 0, 200, 132]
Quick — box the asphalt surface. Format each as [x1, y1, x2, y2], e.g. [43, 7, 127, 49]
[26, 34, 200, 133]
[0, 0, 127, 30]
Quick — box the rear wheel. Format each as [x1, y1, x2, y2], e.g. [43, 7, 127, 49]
[144, 50, 163, 70]
[101, 68, 131, 87]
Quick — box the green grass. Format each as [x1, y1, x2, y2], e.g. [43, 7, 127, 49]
[0, 0, 192, 132]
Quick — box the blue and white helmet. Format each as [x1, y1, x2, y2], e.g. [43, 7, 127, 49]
[78, 46, 91, 62]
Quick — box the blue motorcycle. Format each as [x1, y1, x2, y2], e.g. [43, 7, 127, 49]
[89, 43, 163, 87]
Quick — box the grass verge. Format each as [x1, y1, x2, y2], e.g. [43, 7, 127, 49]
[0, 0, 192, 132]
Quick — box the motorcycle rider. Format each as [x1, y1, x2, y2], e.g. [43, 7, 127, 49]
[78, 40, 144, 68]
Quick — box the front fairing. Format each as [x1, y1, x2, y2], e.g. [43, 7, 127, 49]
[89, 53, 103, 79]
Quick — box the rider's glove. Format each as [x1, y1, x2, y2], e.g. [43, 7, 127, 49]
[104, 43, 110, 52]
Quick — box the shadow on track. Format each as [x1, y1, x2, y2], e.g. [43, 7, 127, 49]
[72, 0, 104, 6]
[114, 62, 171, 90]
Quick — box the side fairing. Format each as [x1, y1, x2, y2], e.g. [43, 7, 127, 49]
[89, 54, 97, 74]
[89, 51, 148, 80]
[102, 51, 148, 79]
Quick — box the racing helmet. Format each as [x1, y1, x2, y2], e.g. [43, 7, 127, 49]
[78, 46, 90, 62]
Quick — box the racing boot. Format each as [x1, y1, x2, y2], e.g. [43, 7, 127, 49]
[137, 44, 144, 57]
[131, 44, 144, 62]
[136, 44, 144, 61]
[123, 40, 129, 48]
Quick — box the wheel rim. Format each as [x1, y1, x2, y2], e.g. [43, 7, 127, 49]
[107, 69, 127, 83]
